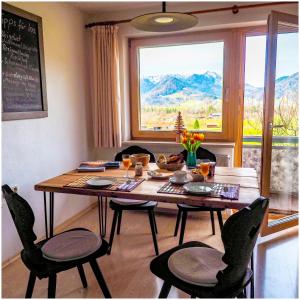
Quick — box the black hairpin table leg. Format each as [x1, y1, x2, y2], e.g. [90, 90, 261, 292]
[97, 196, 108, 238]
[49, 192, 54, 237]
[43, 192, 55, 239]
[43, 192, 49, 239]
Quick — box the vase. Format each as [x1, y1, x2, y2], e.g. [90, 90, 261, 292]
[186, 151, 197, 168]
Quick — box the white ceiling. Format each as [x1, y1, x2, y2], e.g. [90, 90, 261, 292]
[70, 1, 243, 15]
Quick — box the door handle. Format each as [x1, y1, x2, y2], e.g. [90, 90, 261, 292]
[268, 122, 284, 129]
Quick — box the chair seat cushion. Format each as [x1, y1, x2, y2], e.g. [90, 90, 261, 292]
[111, 198, 149, 206]
[168, 247, 227, 287]
[41, 230, 101, 262]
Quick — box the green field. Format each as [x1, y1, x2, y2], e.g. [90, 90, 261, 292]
[140, 97, 298, 146]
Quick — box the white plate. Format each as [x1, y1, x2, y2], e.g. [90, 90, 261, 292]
[169, 176, 190, 185]
[86, 178, 114, 188]
[183, 182, 213, 195]
[148, 169, 173, 180]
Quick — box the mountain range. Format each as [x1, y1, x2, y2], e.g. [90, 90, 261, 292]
[140, 71, 298, 105]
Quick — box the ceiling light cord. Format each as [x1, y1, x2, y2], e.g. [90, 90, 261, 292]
[162, 2, 166, 13]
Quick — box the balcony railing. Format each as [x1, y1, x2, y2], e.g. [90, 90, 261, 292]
[242, 135, 298, 196]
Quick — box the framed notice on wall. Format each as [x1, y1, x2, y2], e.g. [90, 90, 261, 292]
[2, 3, 48, 121]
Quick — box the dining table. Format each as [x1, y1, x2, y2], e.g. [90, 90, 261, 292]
[34, 163, 260, 239]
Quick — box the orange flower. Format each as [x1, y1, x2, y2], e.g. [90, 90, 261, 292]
[198, 133, 205, 141]
[182, 129, 187, 137]
[194, 133, 200, 141]
[181, 137, 187, 144]
[190, 138, 195, 144]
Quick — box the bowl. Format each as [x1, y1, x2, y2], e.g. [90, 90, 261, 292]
[156, 161, 185, 171]
[190, 172, 204, 182]
[130, 153, 150, 166]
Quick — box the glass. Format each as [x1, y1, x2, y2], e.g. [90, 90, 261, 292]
[138, 42, 224, 132]
[200, 162, 210, 182]
[122, 154, 132, 178]
[269, 29, 298, 216]
[242, 35, 265, 181]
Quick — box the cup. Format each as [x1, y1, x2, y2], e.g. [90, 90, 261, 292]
[174, 170, 187, 183]
[209, 162, 216, 177]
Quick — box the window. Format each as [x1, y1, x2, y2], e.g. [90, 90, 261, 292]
[130, 31, 235, 141]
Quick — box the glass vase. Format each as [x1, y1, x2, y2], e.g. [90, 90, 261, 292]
[186, 151, 197, 168]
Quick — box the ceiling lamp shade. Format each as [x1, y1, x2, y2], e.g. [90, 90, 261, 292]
[130, 2, 198, 32]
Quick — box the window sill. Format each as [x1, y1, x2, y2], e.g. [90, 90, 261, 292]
[122, 140, 235, 149]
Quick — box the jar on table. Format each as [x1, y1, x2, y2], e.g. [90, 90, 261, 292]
[135, 162, 143, 176]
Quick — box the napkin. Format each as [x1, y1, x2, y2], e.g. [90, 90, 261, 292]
[117, 180, 143, 192]
[220, 186, 239, 200]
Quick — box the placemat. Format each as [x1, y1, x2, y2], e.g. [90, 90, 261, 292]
[157, 182, 240, 200]
[65, 176, 144, 192]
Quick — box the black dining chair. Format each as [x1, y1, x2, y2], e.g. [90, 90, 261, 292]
[108, 146, 159, 256]
[175, 147, 225, 244]
[150, 197, 269, 298]
[2, 184, 112, 298]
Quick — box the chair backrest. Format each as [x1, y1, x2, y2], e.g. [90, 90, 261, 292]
[181, 147, 216, 162]
[215, 197, 269, 294]
[114, 146, 156, 162]
[2, 185, 37, 254]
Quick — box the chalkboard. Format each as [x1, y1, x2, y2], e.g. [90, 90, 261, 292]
[2, 3, 47, 121]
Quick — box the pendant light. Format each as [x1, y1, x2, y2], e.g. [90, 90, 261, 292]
[130, 2, 198, 32]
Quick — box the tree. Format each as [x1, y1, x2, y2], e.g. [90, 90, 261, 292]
[193, 119, 200, 129]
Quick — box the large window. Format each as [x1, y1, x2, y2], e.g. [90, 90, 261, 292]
[130, 31, 234, 141]
[139, 42, 224, 132]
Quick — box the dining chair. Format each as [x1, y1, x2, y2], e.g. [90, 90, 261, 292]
[2, 185, 112, 298]
[150, 197, 268, 298]
[108, 146, 159, 255]
[175, 147, 225, 244]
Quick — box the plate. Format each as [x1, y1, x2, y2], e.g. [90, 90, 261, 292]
[147, 169, 173, 180]
[86, 178, 114, 188]
[183, 182, 213, 195]
[169, 176, 190, 185]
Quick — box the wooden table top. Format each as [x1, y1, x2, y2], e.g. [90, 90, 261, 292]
[34, 164, 260, 209]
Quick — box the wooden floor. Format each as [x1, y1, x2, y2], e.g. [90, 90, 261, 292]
[2, 205, 298, 298]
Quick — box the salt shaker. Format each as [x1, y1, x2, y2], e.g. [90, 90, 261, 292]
[135, 162, 143, 176]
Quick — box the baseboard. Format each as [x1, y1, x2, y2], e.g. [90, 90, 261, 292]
[2, 202, 97, 269]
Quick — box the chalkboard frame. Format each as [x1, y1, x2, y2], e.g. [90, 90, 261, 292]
[2, 3, 48, 121]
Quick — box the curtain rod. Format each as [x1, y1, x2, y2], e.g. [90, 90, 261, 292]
[85, 2, 297, 28]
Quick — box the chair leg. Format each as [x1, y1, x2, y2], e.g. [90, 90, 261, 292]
[250, 254, 254, 298]
[179, 211, 187, 245]
[48, 274, 57, 298]
[174, 209, 182, 237]
[77, 264, 88, 288]
[90, 259, 112, 298]
[210, 210, 215, 235]
[217, 210, 224, 231]
[117, 210, 122, 235]
[152, 210, 158, 234]
[108, 210, 118, 255]
[25, 271, 36, 298]
[148, 210, 159, 255]
[159, 281, 172, 298]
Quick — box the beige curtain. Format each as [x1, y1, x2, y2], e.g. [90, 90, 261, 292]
[89, 25, 121, 148]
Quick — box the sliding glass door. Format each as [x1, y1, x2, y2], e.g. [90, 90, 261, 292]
[261, 11, 298, 235]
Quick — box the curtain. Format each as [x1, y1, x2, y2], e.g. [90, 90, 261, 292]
[89, 25, 121, 148]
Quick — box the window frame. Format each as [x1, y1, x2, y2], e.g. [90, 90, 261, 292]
[129, 29, 236, 141]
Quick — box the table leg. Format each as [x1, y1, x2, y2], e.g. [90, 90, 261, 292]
[49, 192, 54, 238]
[97, 196, 108, 238]
[43, 192, 48, 239]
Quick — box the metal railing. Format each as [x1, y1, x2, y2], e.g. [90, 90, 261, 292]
[243, 135, 298, 145]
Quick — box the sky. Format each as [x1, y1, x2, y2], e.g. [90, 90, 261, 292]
[139, 32, 298, 87]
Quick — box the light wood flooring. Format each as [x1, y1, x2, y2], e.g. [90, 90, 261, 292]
[2, 206, 298, 298]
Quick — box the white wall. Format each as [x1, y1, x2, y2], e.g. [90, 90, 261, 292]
[86, 2, 298, 160]
[2, 2, 94, 262]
